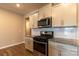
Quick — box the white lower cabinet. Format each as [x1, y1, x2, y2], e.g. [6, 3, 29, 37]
[60, 45, 77, 56]
[25, 37, 33, 52]
[48, 44, 60, 56]
[48, 41, 77, 56]
[61, 50, 77, 56]
[48, 41, 61, 56]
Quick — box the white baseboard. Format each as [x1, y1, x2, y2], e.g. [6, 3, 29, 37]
[0, 41, 25, 50]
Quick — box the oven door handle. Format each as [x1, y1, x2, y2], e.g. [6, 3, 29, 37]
[33, 40, 47, 44]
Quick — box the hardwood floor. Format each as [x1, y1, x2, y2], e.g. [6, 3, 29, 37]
[0, 43, 33, 56]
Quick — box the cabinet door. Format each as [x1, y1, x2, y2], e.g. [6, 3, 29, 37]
[29, 16, 33, 28]
[48, 41, 77, 56]
[52, 3, 77, 27]
[29, 37, 33, 52]
[38, 7, 45, 19]
[60, 44, 77, 56]
[52, 5, 63, 27]
[55, 41, 77, 56]
[77, 4, 79, 26]
[48, 45, 60, 56]
[33, 13, 38, 28]
[38, 4, 52, 19]
[29, 13, 38, 28]
[62, 3, 77, 26]
[61, 50, 77, 56]
[48, 41, 60, 56]
[44, 4, 52, 18]
[25, 37, 33, 52]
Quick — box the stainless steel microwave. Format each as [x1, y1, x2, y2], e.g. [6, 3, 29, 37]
[38, 17, 52, 28]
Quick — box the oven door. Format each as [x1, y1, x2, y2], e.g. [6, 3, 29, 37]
[33, 40, 48, 56]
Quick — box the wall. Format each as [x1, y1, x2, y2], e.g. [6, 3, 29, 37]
[32, 27, 77, 40]
[0, 8, 24, 49]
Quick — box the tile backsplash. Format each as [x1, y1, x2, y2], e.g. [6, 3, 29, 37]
[76, 28, 79, 39]
[54, 27, 77, 39]
[32, 27, 77, 39]
[31, 28, 54, 36]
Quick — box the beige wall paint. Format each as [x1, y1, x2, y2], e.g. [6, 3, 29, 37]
[0, 8, 24, 48]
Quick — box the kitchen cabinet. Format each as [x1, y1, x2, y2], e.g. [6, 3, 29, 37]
[48, 41, 77, 56]
[61, 49, 77, 56]
[77, 4, 79, 26]
[48, 41, 61, 56]
[60, 44, 77, 56]
[62, 4, 77, 26]
[38, 4, 52, 19]
[52, 4, 63, 27]
[25, 36, 33, 52]
[29, 13, 38, 28]
[52, 3, 77, 27]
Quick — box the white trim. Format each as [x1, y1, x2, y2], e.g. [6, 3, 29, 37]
[0, 41, 25, 49]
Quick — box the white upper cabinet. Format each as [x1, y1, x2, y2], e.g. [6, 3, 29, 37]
[29, 13, 38, 28]
[77, 4, 79, 26]
[52, 4, 64, 27]
[62, 4, 77, 26]
[52, 3, 77, 27]
[38, 4, 52, 20]
[38, 7, 44, 19]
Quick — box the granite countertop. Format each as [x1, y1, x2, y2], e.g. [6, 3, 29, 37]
[49, 38, 79, 47]
[25, 35, 79, 47]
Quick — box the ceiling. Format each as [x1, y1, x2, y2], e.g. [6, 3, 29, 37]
[0, 3, 47, 15]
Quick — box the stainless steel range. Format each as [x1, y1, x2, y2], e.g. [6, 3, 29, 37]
[33, 31, 53, 56]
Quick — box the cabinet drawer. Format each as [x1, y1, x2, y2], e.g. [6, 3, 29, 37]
[25, 37, 33, 52]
